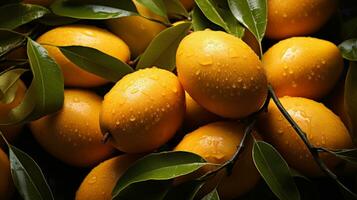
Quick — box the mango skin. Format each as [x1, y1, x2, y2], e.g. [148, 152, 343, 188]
[100, 67, 185, 153]
[263, 37, 343, 100]
[176, 30, 267, 119]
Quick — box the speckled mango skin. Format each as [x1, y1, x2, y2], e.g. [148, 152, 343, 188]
[30, 90, 114, 167]
[100, 67, 185, 153]
[0, 149, 13, 200]
[263, 37, 343, 100]
[266, 0, 337, 39]
[175, 121, 260, 199]
[258, 97, 352, 176]
[36, 25, 130, 87]
[76, 154, 139, 200]
[176, 30, 268, 119]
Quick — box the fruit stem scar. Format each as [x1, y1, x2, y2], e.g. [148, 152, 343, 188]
[102, 132, 111, 144]
[267, 85, 355, 197]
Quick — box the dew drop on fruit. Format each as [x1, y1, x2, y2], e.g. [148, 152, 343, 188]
[88, 176, 97, 184]
[130, 116, 136, 122]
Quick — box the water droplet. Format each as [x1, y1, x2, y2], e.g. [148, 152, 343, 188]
[238, 77, 242, 82]
[243, 84, 247, 90]
[131, 88, 139, 94]
[316, 64, 321, 69]
[74, 128, 78, 133]
[73, 97, 79, 102]
[172, 88, 178, 93]
[283, 72, 287, 76]
[321, 60, 326, 65]
[195, 70, 201, 75]
[289, 69, 294, 74]
[278, 129, 283, 134]
[116, 121, 120, 126]
[130, 116, 136, 122]
[232, 84, 237, 89]
[199, 55, 213, 66]
[88, 176, 97, 184]
[283, 13, 288, 18]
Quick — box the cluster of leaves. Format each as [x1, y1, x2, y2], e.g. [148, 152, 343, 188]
[0, 0, 357, 200]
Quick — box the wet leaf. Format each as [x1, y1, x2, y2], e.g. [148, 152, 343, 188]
[51, 0, 137, 19]
[339, 39, 357, 61]
[163, 0, 188, 18]
[228, 0, 267, 42]
[0, 133, 54, 200]
[253, 141, 300, 200]
[112, 151, 207, 198]
[135, 0, 168, 22]
[195, 0, 244, 37]
[136, 22, 191, 70]
[0, 3, 49, 29]
[0, 68, 28, 103]
[0, 29, 26, 57]
[113, 180, 171, 200]
[59, 45, 133, 82]
[0, 39, 64, 125]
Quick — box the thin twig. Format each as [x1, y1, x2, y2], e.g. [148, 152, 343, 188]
[197, 119, 256, 181]
[268, 85, 338, 179]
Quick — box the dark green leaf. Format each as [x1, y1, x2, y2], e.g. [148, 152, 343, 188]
[195, 0, 245, 37]
[59, 45, 133, 82]
[0, 39, 64, 125]
[164, 180, 205, 200]
[191, 6, 223, 32]
[112, 151, 207, 198]
[228, 0, 267, 42]
[202, 188, 220, 200]
[0, 68, 27, 103]
[0, 29, 26, 57]
[136, 0, 168, 22]
[114, 180, 171, 200]
[339, 39, 357, 61]
[136, 22, 191, 70]
[38, 14, 79, 26]
[0, 133, 54, 200]
[51, 0, 137, 20]
[253, 141, 300, 200]
[163, 0, 188, 18]
[0, 3, 49, 29]
[345, 62, 357, 145]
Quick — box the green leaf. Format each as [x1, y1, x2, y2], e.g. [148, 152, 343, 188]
[136, 0, 168, 22]
[253, 141, 300, 200]
[38, 14, 79, 26]
[58, 45, 133, 82]
[202, 188, 220, 200]
[0, 39, 64, 125]
[228, 0, 267, 42]
[0, 133, 54, 200]
[112, 151, 207, 198]
[0, 68, 28, 103]
[51, 0, 137, 20]
[0, 3, 49, 29]
[114, 180, 171, 200]
[339, 39, 357, 61]
[345, 62, 357, 145]
[163, 0, 188, 18]
[164, 180, 205, 200]
[136, 22, 191, 70]
[195, 0, 245, 37]
[192, 6, 211, 31]
[0, 29, 26, 57]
